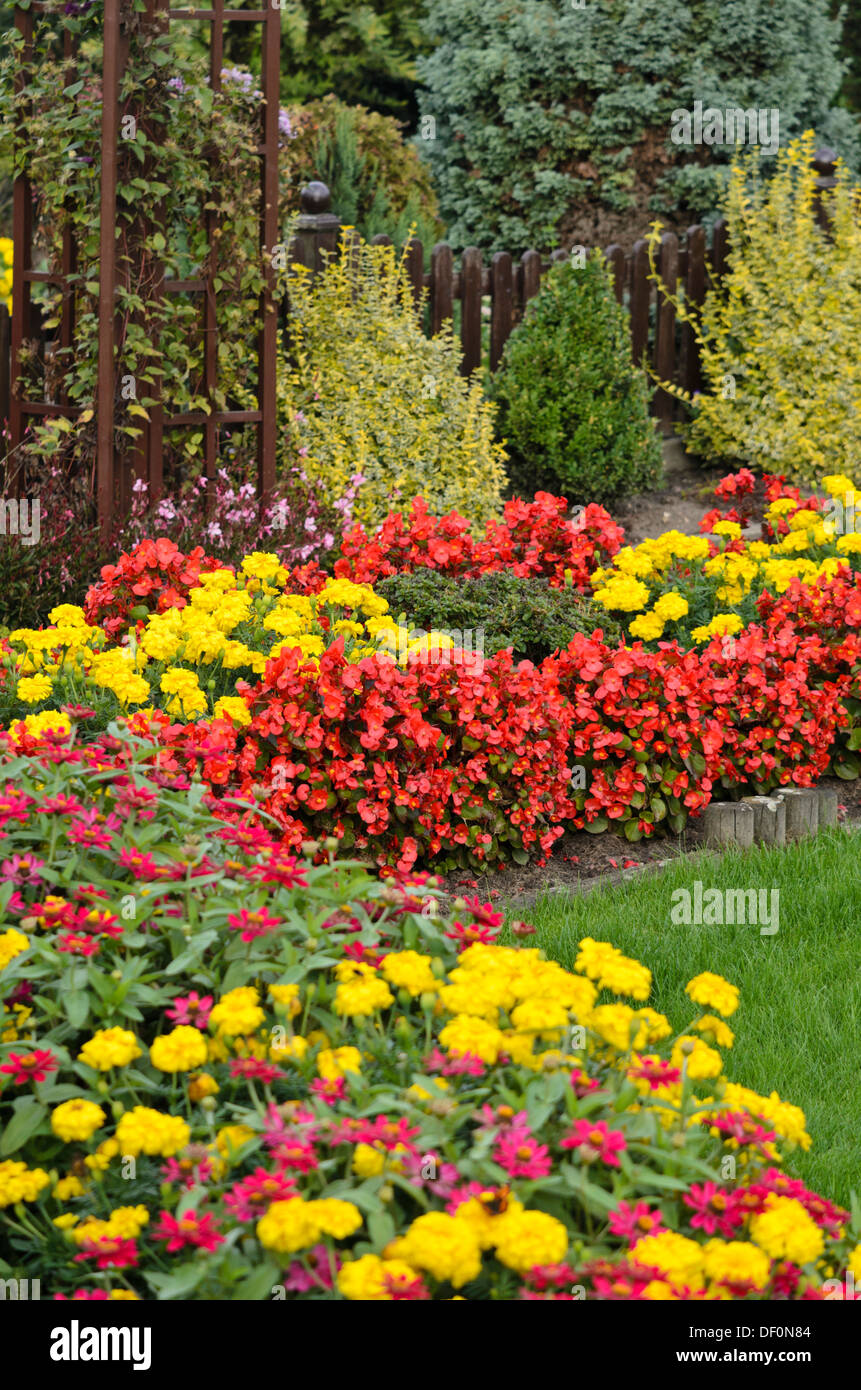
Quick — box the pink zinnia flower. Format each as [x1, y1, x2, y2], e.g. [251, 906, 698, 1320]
[0, 852, 46, 885]
[224, 1168, 297, 1221]
[683, 1182, 746, 1238]
[67, 810, 121, 849]
[608, 1200, 667, 1244]
[166, 991, 213, 1029]
[152, 1211, 224, 1253]
[227, 906, 283, 942]
[310, 1076, 345, 1106]
[560, 1119, 627, 1167]
[494, 1132, 553, 1179]
[57, 933, 100, 957]
[73, 1237, 138, 1270]
[229, 1057, 284, 1085]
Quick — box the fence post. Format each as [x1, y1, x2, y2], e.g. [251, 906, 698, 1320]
[430, 242, 454, 334]
[490, 251, 513, 371]
[460, 247, 483, 377]
[812, 146, 838, 232]
[629, 239, 650, 368]
[0, 305, 9, 436]
[683, 225, 705, 395]
[291, 182, 340, 275]
[653, 231, 678, 432]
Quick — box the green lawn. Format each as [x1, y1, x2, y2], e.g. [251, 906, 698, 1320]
[505, 827, 861, 1206]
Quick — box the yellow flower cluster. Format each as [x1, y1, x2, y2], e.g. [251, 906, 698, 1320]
[589, 477, 861, 643]
[257, 1196, 363, 1253]
[2, 558, 455, 734]
[0, 1160, 51, 1207]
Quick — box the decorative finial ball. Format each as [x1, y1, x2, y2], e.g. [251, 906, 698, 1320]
[300, 181, 331, 214]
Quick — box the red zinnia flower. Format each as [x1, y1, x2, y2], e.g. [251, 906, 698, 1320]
[0, 1048, 59, 1085]
[151, 1210, 224, 1253]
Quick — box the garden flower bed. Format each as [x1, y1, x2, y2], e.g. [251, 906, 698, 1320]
[1, 474, 860, 868]
[0, 730, 858, 1300]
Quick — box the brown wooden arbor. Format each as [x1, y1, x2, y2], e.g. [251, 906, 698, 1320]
[10, 0, 281, 538]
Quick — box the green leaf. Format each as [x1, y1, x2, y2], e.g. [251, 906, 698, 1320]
[144, 1261, 209, 1299]
[63, 989, 90, 1029]
[0, 1098, 48, 1157]
[233, 1261, 282, 1302]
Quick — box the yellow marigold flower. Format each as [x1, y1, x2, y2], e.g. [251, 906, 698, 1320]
[114, 1107, 190, 1157]
[54, 1175, 87, 1200]
[212, 695, 252, 726]
[210, 986, 265, 1037]
[628, 611, 665, 641]
[690, 613, 744, 643]
[380, 950, 438, 996]
[0, 928, 30, 971]
[338, 1254, 423, 1300]
[84, 1138, 120, 1172]
[17, 673, 53, 703]
[453, 1194, 524, 1249]
[186, 1072, 219, 1102]
[0, 1160, 51, 1206]
[712, 520, 742, 539]
[631, 1230, 705, 1292]
[386, 1211, 482, 1288]
[836, 533, 861, 553]
[685, 971, 739, 1018]
[847, 1243, 861, 1282]
[150, 1025, 209, 1073]
[575, 937, 652, 1001]
[307, 1198, 363, 1239]
[749, 1195, 824, 1265]
[703, 1239, 771, 1290]
[438, 1014, 506, 1064]
[316, 1046, 362, 1080]
[270, 1034, 309, 1063]
[509, 997, 570, 1038]
[592, 575, 651, 613]
[109, 1289, 140, 1300]
[652, 591, 689, 622]
[257, 1197, 321, 1255]
[492, 1209, 569, 1273]
[352, 1142, 386, 1178]
[588, 1003, 641, 1051]
[822, 474, 856, 499]
[53, 1213, 79, 1229]
[333, 974, 394, 1018]
[51, 1099, 106, 1143]
[695, 1015, 735, 1048]
[78, 1027, 142, 1071]
[268, 983, 301, 1013]
[672, 1036, 724, 1080]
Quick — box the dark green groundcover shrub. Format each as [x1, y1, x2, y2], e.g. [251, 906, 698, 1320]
[492, 255, 662, 506]
[376, 568, 622, 662]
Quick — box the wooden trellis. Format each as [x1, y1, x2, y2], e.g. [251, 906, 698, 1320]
[9, 0, 281, 538]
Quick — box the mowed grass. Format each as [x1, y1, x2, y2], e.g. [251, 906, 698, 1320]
[504, 828, 861, 1206]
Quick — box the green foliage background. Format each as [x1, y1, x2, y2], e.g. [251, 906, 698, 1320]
[416, 0, 860, 253]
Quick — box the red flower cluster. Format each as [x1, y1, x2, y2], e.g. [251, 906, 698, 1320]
[159, 638, 577, 872]
[335, 492, 623, 591]
[83, 537, 226, 638]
